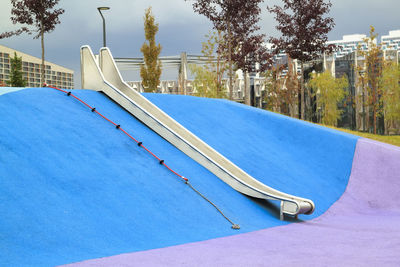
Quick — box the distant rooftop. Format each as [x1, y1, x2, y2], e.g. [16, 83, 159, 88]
[327, 34, 368, 44]
[382, 30, 400, 39]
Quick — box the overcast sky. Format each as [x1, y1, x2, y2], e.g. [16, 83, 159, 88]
[1, 0, 399, 87]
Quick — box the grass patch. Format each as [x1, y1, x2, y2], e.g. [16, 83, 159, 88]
[263, 109, 400, 147]
[323, 125, 400, 147]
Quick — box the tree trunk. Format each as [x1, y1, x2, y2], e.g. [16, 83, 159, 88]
[244, 70, 249, 105]
[216, 43, 221, 97]
[41, 21, 45, 86]
[373, 87, 377, 134]
[300, 61, 305, 120]
[227, 20, 233, 100]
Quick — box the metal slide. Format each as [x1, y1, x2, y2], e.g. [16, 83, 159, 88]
[80, 45, 315, 219]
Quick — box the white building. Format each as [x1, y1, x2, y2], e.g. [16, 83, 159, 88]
[381, 30, 400, 50]
[327, 34, 373, 59]
[0, 44, 74, 89]
[381, 30, 400, 62]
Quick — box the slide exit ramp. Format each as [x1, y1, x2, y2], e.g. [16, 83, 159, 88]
[80, 45, 315, 219]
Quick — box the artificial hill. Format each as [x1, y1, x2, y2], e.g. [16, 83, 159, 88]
[0, 88, 358, 266]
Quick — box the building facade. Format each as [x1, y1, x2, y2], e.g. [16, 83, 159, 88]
[327, 34, 371, 59]
[0, 44, 74, 89]
[381, 30, 400, 62]
[381, 30, 400, 50]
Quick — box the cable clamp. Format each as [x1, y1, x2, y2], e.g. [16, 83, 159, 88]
[159, 160, 164, 165]
[116, 125, 121, 129]
[138, 142, 143, 147]
[67, 92, 72, 96]
[231, 224, 241, 230]
[91, 108, 96, 112]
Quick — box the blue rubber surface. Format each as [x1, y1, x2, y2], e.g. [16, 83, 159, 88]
[144, 93, 359, 216]
[0, 88, 358, 266]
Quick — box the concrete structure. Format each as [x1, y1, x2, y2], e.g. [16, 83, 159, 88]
[127, 77, 266, 109]
[0, 44, 74, 89]
[116, 53, 268, 108]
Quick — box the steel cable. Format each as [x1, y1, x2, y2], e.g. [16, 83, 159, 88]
[46, 84, 240, 230]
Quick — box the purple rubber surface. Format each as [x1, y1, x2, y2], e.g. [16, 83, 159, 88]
[64, 138, 400, 267]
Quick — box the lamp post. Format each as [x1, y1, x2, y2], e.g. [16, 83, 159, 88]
[97, 7, 110, 47]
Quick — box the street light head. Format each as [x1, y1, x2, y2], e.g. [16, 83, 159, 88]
[97, 7, 110, 47]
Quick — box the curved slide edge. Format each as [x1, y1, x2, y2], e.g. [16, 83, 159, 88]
[80, 45, 315, 218]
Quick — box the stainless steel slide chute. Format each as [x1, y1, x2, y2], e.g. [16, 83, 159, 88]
[80, 45, 315, 219]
